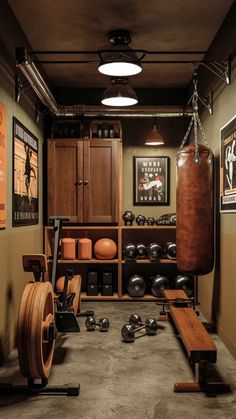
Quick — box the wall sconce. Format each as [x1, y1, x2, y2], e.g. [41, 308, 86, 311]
[98, 30, 142, 77]
[145, 123, 164, 145]
[101, 77, 138, 107]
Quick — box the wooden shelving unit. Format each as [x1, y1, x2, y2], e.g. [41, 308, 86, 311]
[44, 224, 178, 301]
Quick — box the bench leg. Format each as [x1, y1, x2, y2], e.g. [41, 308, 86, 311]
[174, 361, 231, 393]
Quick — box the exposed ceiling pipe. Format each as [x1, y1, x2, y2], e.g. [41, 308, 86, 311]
[16, 47, 192, 118]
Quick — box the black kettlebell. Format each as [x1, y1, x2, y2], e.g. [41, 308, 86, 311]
[127, 275, 146, 297]
[165, 242, 176, 260]
[147, 243, 163, 260]
[136, 215, 146, 225]
[122, 210, 135, 226]
[136, 243, 147, 259]
[147, 217, 155, 226]
[151, 275, 169, 297]
[174, 275, 194, 297]
[123, 243, 137, 260]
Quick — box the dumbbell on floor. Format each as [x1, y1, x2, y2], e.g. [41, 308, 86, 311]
[121, 315, 158, 342]
[85, 316, 110, 332]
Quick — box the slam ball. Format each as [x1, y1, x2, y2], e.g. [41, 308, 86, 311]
[94, 238, 117, 259]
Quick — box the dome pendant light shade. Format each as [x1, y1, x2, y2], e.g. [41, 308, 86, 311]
[101, 77, 138, 107]
[98, 30, 142, 77]
[145, 124, 164, 145]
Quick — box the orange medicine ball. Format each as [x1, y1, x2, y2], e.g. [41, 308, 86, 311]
[94, 238, 117, 259]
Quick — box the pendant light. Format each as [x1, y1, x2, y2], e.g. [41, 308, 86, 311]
[101, 77, 138, 107]
[98, 30, 142, 77]
[145, 123, 164, 145]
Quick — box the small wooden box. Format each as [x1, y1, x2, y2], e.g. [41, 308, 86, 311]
[61, 238, 76, 260]
[78, 238, 92, 259]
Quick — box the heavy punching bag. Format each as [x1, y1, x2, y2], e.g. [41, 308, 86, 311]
[176, 143, 214, 275]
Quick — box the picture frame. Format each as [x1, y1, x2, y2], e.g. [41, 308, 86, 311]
[12, 117, 39, 226]
[133, 156, 170, 205]
[220, 114, 236, 213]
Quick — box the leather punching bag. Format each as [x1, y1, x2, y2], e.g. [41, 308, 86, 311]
[176, 144, 214, 275]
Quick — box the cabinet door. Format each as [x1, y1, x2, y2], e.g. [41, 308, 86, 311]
[47, 139, 83, 223]
[83, 140, 118, 223]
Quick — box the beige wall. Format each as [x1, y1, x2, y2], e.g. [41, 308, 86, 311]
[198, 62, 236, 358]
[0, 26, 44, 359]
[122, 117, 186, 220]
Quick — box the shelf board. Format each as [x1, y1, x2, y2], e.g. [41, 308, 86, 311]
[122, 258, 176, 264]
[81, 292, 119, 301]
[45, 226, 119, 230]
[120, 294, 159, 301]
[48, 258, 119, 264]
[121, 225, 176, 229]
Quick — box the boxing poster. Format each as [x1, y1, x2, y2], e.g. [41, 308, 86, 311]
[133, 156, 170, 205]
[0, 102, 6, 228]
[220, 115, 236, 212]
[12, 117, 38, 226]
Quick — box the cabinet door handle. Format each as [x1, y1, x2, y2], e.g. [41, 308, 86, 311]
[74, 180, 82, 186]
[83, 179, 88, 185]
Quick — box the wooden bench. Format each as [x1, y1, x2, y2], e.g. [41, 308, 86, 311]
[162, 289, 230, 393]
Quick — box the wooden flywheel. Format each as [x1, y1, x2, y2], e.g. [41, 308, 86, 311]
[17, 281, 56, 380]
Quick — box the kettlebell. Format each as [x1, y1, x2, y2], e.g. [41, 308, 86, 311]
[127, 275, 146, 297]
[147, 217, 155, 226]
[122, 210, 135, 226]
[136, 215, 146, 225]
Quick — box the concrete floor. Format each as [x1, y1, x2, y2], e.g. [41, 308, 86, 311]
[0, 301, 236, 419]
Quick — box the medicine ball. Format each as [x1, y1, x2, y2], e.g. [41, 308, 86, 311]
[136, 243, 147, 259]
[174, 275, 194, 297]
[136, 214, 146, 225]
[123, 243, 137, 260]
[165, 242, 176, 260]
[127, 275, 146, 297]
[122, 210, 135, 226]
[147, 243, 163, 260]
[151, 275, 169, 297]
[94, 238, 117, 259]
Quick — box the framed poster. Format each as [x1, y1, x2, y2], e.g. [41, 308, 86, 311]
[133, 156, 170, 205]
[12, 117, 38, 226]
[0, 102, 6, 229]
[220, 115, 236, 212]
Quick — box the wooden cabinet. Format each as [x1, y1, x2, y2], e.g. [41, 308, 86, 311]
[47, 138, 121, 224]
[44, 225, 178, 301]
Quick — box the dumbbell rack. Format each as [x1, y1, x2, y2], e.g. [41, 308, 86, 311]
[44, 224, 181, 301]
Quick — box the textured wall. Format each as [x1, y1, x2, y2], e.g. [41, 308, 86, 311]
[198, 62, 236, 358]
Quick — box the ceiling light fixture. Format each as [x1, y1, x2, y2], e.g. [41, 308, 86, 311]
[101, 77, 138, 107]
[145, 123, 164, 146]
[98, 30, 142, 77]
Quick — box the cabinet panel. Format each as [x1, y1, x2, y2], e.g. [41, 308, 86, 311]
[47, 139, 83, 223]
[83, 140, 118, 223]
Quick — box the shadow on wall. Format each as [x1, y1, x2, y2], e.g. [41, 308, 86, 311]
[122, 117, 190, 147]
[0, 283, 15, 364]
[211, 155, 221, 330]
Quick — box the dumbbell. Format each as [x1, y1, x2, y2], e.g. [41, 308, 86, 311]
[121, 316, 158, 342]
[85, 316, 110, 332]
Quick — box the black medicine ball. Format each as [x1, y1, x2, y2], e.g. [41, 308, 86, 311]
[174, 275, 194, 297]
[127, 275, 146, 297]
[136, 243, 147, 259]
[151, 275, 169, 297]
[123, 243, 137, 260]
[165, 242, 176, 259]
[147, 243, 163, 260]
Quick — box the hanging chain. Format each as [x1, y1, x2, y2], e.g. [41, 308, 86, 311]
[179, 72, 210, 165]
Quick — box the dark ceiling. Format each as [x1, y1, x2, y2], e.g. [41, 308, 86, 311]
[7, 0, 235, 91]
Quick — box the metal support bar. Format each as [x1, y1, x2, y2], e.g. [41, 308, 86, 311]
[15, 75, 32, 103]
[0, 382, 80, 396]
[201, 56, 231, 85]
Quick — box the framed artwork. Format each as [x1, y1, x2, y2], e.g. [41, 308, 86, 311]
[12, 117, 39, 226]
[133, 156, 170, 205]
[0, 101, 6, 229]
[220, 115, 236, 212]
